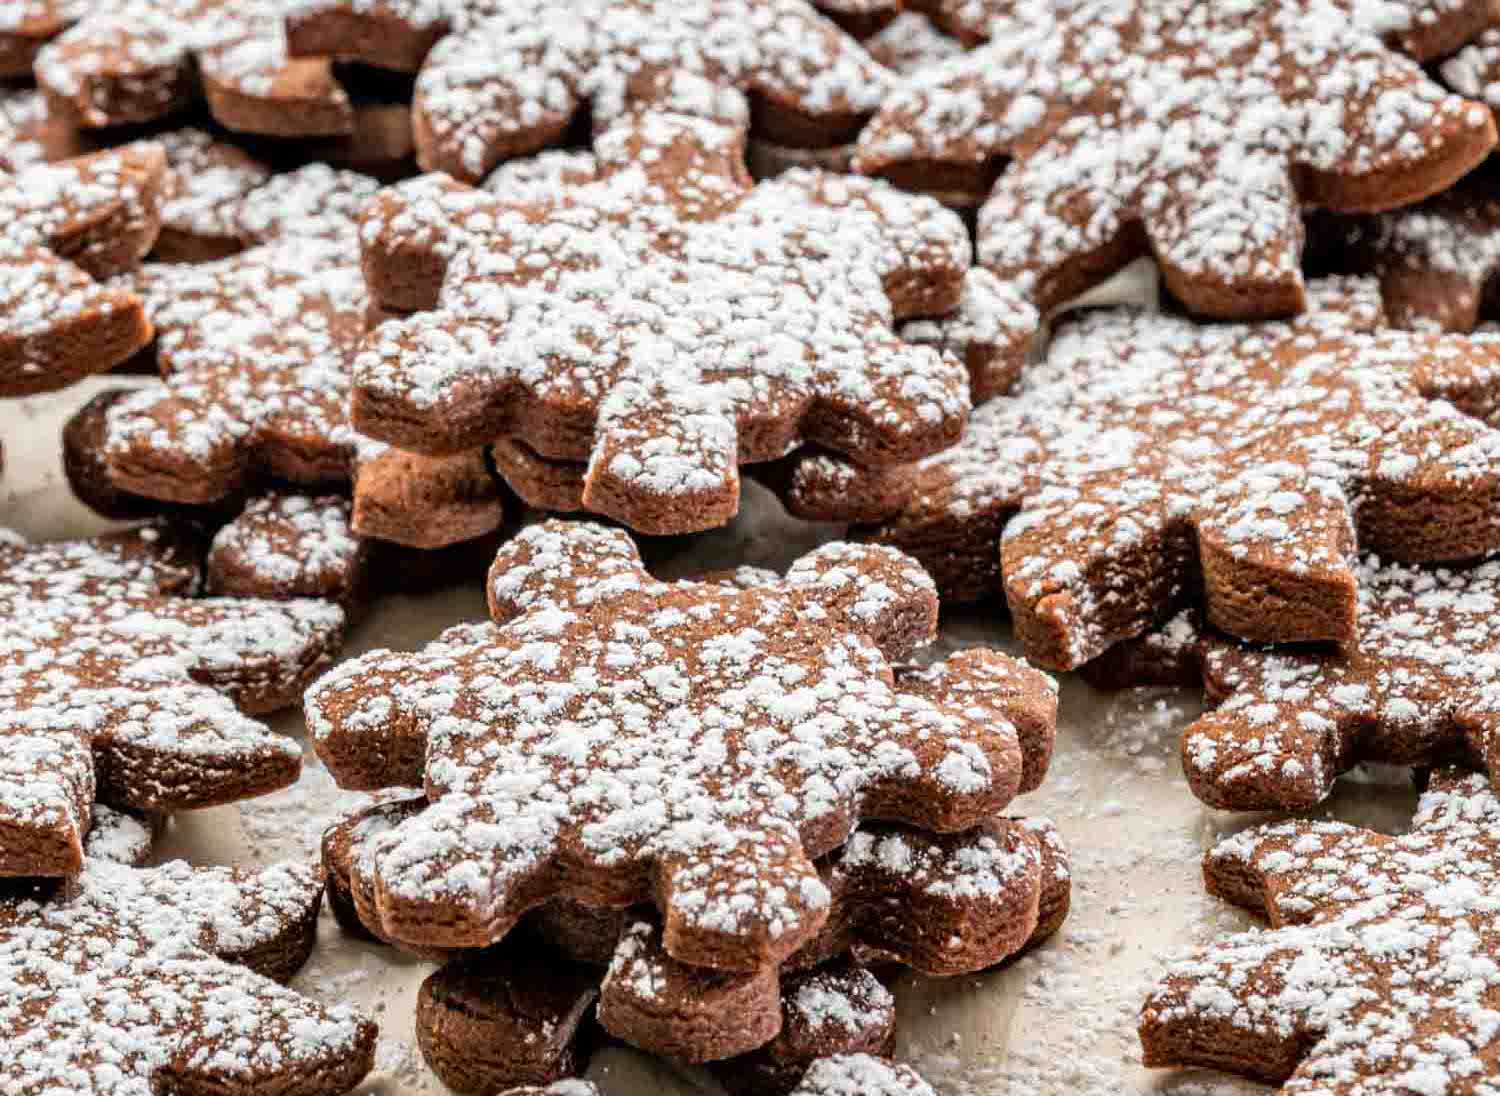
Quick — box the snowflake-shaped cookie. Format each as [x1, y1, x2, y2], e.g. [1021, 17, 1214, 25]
[0, 856, 376, 1094]
[855, 0, 1495, 341]
[1330, 181, 1500, 332]
[307, 519, 1055, 971]
[1142, 768, 1500, 1092]
[90, 167, 505, 552]
[1182, 554, 1500, 811]
[1, 144, 165, 397]
[0, 524, 344, 876]
[353, 112, 971, 535]
[284, 0, 892, 182]
[786, 277, 1500, 670]
[34, 0, 355, 136]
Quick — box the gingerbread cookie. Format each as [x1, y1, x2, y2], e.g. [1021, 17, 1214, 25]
[285, 0, 893, 183]
[149, 128, 273, 262]
[1, 143, 165, 396]
[308, 519, 1054, 972]
[83, 168, 506, 551]
[1326, 180, 1500, 333]
[323, 790, 1067, 1059]
[0, 855, 377, 1094]
[1178, 555, 1500, 811]
[354, 112, 971, 535]
[0, 524, 343, 876]
[854, 0, 1495, 338]
[34, 0, 357, 136]
[1142, 767, 1500, 1091]
[785, 277, 1500, 670]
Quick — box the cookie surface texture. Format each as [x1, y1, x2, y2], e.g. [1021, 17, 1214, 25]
[1141, 767, 1500, 1091]
[307, 519, 1054, 970]
[354, 112, 971, 535]
[855, 0, 1496, 326]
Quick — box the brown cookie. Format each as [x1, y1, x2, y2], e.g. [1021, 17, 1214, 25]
[149, 127, 273, 262]
[783, 277, 1500, 670]
[1141, 767, 1500, 1092]
[0, 85, 87, 171]
[307, 520, 1055, 971]
[0, 143, 165, 396]
[0, 0, 88, 76]
[34, 0, 357, 136]
[853, 0, 1495, 373]
[0, 855, 377, 1094]
[80, 803, 158, 866]
[354, 112, 971, 535]
[285, 0, 894, 183]
[82, 163, 505, 552]
[1171, 555, 1500, 812]
[206, 491, 367, 604]
[0, 523, 343, 876]
[1327, 179, 1500, 333]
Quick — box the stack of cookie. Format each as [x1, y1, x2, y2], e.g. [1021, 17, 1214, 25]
[10, 0, 1500, 1091]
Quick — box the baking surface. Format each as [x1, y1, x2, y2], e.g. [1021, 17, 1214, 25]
[1, 370, 1421, 1096]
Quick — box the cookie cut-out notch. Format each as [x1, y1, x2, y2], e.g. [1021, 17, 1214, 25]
[783, 277, 1500, 671]
[285, 0, 894, 183]
[1142, 768, 1500, 1092]
[323, 791, 1068, 1060]
[307, 519, 1055, 973]
[0, 524, 343, 877]
[854, 0, 1495, 360]
[353, 111, 972, 535]
[1106, 554, 1500, 812]
[34, 0, 357, 137]
[0, 144, 166, 397]
[0, 856, 377, 1095]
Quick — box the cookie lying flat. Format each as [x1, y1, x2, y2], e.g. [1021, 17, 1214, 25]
[0, 144, 165, 396]
[1111, 555, 1500, 812]
[1328, 181, 1500, 333]
[307, 519, 1055, 972]
[34, 0, 357, 136]
[855, 0, 1494, 356]
[0, 856, 376, 1095]
[285, 0, 892, 183]
[786, 277, 1500, 670]
[354, 111, 971, 534]
[0, 524, 343, 876]
[1142, 768, 1500, 1091]
[323, 793, 1067, 1059]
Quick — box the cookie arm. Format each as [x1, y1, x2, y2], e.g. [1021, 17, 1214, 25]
[486, 520, 647, 622]
[358, 173, 495, 312]
[784, 541, 939, 662]
[1203, 819, 1385, 926]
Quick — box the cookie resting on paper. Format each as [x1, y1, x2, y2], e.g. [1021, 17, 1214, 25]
[854, 0, 1496, 330]
[0, 856, 376, 1095]
[784, 277, 1500, 670]
[284, 0, 893, 183]
[306, 519, 1056, 973]
[0, 144, 165, 397]
[1142, 768, 1500, 1093]
[352, 111, 972, 535]
[1115, 555, 1500, 812]
[34, 0, 358, 136]
[0, 524, 343, 877]
[321, 790, 1068, 1060]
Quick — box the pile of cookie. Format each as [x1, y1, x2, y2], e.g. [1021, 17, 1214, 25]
[7, 0, 1500, 1091]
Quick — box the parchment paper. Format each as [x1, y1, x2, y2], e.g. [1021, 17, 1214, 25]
[1, 340, 1419, 1096]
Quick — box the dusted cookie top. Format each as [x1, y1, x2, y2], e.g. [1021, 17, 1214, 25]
[856, 0, 1496, 334]
[1143, 768, 1500, 1093]
[0, 525, 344, 878]
[35, 0, 356, 137]
[792, 1054, 936, 1095]
[307, 520, 1056, 973]
[354, 112, 972, 535]
[788, 277, 1500, 670]
[0, 857, 376, 1095]
[1, 145, 164, 397]
[286, 0, 893, 182]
